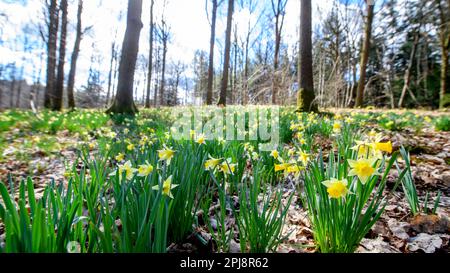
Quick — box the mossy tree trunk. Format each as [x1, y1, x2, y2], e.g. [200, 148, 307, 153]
[297, 0, 317, 112]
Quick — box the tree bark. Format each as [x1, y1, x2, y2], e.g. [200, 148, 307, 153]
[271, 0, 287, 105]
[355, 0, 374, 108]
[53, 0, 68, 111]
[67, 0, 83, 110]
[206, 0, 218, 105]
[438, 0, 449, 109]
[106, 41, 115, 107]
[9, 64, 16, 108]
[159, 22, 168, 106]
[44, 0, 59, 109]
[218, 0, 234, 106]
[145, 0, 154, 108]
[398, 31, 420, 108]
[107, 0, 143, 115]
[16, 66, 24, 108]
[297, 0, 317, 112]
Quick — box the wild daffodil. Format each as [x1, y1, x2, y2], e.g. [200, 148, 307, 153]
[204, 156, 222, 171]
[152, 175, 178, 198]
[158, 146, 176, 165]
[137, 161, 154, 177]
[115, 153, 125, 162]
[322, 178, 351, 199]
[274, 163, 291, 172]
[348, 158, 379, 184]
[127, 143, 135, 151]
[220, 159, 236, 175]
[298, 149, 310, 166]
[196, 134, 206, 145]
[111, 160, 137, 180]
[270, 150, 279, 159]
[333, 122, 341, 133]
[374, 141, 393, 154]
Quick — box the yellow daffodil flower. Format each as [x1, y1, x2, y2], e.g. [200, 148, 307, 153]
[270, 150, 279, 159]
[333, 122, 341, 133]
[322, 178, 350, 199]
[115, 153, 125, 162]
[152, 175, 178, 198]
[204, 156, 222, 171]
[158, 146, 176, 165]
[127, 143, 135, 151]
[348, 158, 379, 184]
[274, 163, 291, 172]
[112, 160, 137, 180]
[220, 159, 236, 175]
[196, 134, 206, 145]
[137, 161, 154, 177]
[375, 141, 393, 154]
[298, 150, 310, 166]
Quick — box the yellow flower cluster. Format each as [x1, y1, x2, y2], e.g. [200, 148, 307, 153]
[272, 147, 308, 179]
[204, 155, 236, 175]
[322, 132, 393, 199]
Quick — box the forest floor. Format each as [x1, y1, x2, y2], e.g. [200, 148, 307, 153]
[0, 107, 449, 253]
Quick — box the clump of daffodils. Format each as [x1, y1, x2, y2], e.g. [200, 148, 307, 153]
[272, 147, 307, 179]
[303, 130, 401, 253]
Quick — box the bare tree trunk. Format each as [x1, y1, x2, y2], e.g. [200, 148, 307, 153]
[145, 0, 154, 108]
[159, 22, 168, 106]
[243, 29, 250, 105]
[355, 0, 374, 108]
[297, 0, 317, 112]
[153, 45, 160, 107]
[438, 0, 449, 109]
[0, 66, 3, 108]
[271, 0, 287, 105]
[107, 0, 143, 115]
[67, 0, 83, 110]
[111, 46, 119, 101]
[53, 0, 68, 111]
[218, 0, 234, 106]
[206, 0, 219, 105]
[231, 24, 238, 104]
[16, 66, 24, 108]
[398, 32, 420, 108]
[106, 41, 115, 107]
[44, 0, 59, 109]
